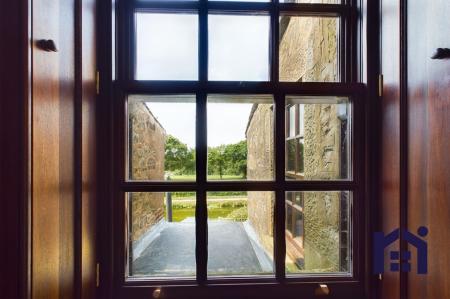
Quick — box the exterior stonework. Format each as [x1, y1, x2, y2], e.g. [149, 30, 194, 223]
[129, 102, 166, 242]
[247, 14, 343, 271]
[246, 104, 275, 256]
[302, 104, 342, 270]
[279, 17, 338, 83]
[246, 104, 274, 181]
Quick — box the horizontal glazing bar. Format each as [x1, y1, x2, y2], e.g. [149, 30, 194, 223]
[132, 1, 349, 16]
[122, 181, 358, 192]
[121, 81, 365, 95]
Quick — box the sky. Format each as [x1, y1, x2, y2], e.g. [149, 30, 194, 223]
[137, 13, 269, 148]
[146, 102, 253, 148]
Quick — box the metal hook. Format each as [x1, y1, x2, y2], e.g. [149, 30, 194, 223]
[36, 39, 58, 52]
[431, 48, 450, 59]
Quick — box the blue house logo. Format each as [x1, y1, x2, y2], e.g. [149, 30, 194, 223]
[373, 226, 428, 274]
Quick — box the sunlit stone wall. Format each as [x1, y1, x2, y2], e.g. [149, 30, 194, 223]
[129, 102, 166, 242]
[247, 14, 342, 271]
[246, 104, 275, 257]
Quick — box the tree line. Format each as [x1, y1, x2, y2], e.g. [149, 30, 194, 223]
[164, 135, 247, 179]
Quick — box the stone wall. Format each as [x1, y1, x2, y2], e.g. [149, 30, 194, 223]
[246, 104, 275, 256]
[129, 101, 166, 242]
[302, 103, 342, 271]
[279, 16, 338, 82]
[247, 13, 343, 271]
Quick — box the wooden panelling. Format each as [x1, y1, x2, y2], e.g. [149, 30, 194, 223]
[379, 0, 401, 298]
[407, 1, 450, 299]
[380, 0, 450, 298]
[31, 0, 98, 298]
[32, 0, 75, 298]
[81, 0, 97, 298]
[1, 0, 97, 298]
[0, 0, 30, 298]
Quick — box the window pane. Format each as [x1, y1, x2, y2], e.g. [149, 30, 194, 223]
[207, 95, 274, 181]
[128, 95, 196, 181]
[285, 96, 351, 180]
[207, 191, 274, 276]
[210, 0, 269, 2]
[280, 0, 340, 3]
[128, 192, 196, 278]
[209, 15, 270, 81]
[279, 16, 339, 82]
[135, 13, 198, 80]
[138, 0, 197, 1]
[299, 104, 305, 136]
[285, 191, 351, 274]
[297, 138, 304, 173]
[288, 105, 296, 137]
[286, 139, 296, 173]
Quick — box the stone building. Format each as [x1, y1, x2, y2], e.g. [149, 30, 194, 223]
[247, 12, 349, 272]
[128, 101, 166, 244]
[246, 104, 275, 257]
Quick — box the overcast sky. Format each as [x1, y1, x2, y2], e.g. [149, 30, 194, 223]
[146, 102, 253, 148]
[137, 13, 269, 148]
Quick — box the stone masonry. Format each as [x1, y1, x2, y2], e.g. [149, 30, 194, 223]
[246, 104, 275, 257]
[129, 101, 166, 243]
[247, 13, 343, 271]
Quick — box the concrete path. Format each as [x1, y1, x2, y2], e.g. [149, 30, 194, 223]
[132, 219, 272, 277]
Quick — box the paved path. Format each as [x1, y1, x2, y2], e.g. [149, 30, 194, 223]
[132, 219, 271, 277]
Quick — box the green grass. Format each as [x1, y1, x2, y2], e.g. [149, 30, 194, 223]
[171, 208, 195, 222]
[171, 191, 246, 199]
[169, 197, 248, 222]
[285, 262, 302, 273]
[169, 174, 245, 181]
[171, 206, 245, 222]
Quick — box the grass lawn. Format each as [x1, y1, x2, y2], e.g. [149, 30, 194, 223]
[166, 174, 249, 222]
[171, 207, 238, 222]
[169, 196, 248, 222]
[170, 174, 245, 181]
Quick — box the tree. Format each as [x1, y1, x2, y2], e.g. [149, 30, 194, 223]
[208, 145, 226, 179]
[223, 140, 247, 178]
[165, 135, 195, 175]
[207, 141, 247, 179]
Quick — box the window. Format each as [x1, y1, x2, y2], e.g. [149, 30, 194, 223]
[112, 0, 363, 297]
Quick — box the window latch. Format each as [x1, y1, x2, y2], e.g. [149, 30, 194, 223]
[153, 287, 162, 298]
[315, 284, 330, 296]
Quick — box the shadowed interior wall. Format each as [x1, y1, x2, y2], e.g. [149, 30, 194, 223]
[0, 0, 29, 298]
[406, 1, 450, 299]
[379, 1, 450, 299]
[81, 0, 97, 297]
[32, 0, 75, 297]
[379, 0, 401, 298]
[31, 0, 97, 298]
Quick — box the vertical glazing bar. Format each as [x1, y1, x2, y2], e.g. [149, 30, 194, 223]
[341, 10, 349, 82]
[272, 0, 285, 281]
[274, 91, 286, 281]
[271, 0, 279, 83]
[199, 0, 208, 83]
[124, 0, 134, 82]
[196, 0, 208, 284]
[195, 94, 208, 282]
